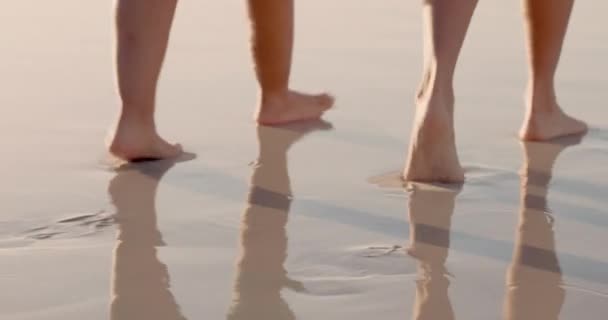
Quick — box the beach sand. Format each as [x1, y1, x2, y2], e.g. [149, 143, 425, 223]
[1, 1, 607, 319]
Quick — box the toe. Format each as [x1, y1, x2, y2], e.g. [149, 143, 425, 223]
[154, 141, 183, 159]
[166, 143, 183, 158]
[317, 93, 335, 109]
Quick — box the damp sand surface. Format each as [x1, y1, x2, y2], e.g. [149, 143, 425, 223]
[1, 1, 608, 319]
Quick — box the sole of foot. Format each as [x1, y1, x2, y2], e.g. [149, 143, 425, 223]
[256, 90, 334, 125]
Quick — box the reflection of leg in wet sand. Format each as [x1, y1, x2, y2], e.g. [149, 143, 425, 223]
[407, 184, 459, 320]
[227, 123, 330, 320]
[107, 0, 333, 161]
[404, 0, 586, 183]
[109, 161, 187, 320]
[503, 137, 583, 319]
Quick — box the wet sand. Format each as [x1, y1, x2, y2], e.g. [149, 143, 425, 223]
[1, 1, 608, 319]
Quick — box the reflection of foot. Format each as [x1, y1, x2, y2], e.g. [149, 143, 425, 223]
[521, 133, 585, 174]
[256, 90, 334, 125]
[257, 119, 333, 152]
[108, 116, 182, 162]
[520, 104, 587, 141]
[403, 96, 464, 183]
[254, 120, 333, 194]
[406, 183, 460, 263]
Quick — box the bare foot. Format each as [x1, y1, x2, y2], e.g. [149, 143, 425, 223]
[520, 107, 587, 141]
[108, 116, 182, 162]
[256, 90, 334, 125]
[403, 95, 464, 183]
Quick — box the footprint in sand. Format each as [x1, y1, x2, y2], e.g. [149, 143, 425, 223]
[22, 210, 114, 240]
[368, 166, 516, 191]
[463, 164, 517, 184]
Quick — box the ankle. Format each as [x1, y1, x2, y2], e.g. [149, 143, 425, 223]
[118, 105, 155, 126]
[417, 77, 454, 103]
[416, 85, 455, 114]
[527, 75, 557, 98]
[526, 89, 559, 116]
[260, 87, 289, 101]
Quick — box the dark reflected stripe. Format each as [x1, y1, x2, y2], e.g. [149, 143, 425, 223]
[247, 186, 292, 211]
[296, 200, 608, 285]
[165, 169, 608, 285]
